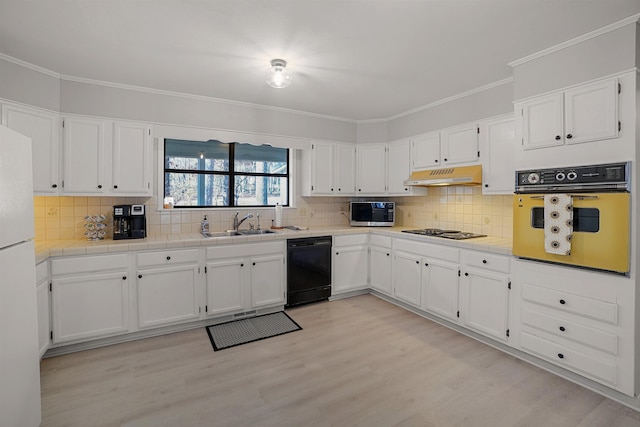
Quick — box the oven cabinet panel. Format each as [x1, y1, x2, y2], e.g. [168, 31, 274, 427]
[512, 192, 630, 274]
[511, 259, 635, 396]
[392, 250, 423, 308]
[250, 254, 285, 309]
[136, 265, 200, 329]
[422, 259, 459, 322]
[369, 241, 393, 295]
[333, 239, 369, 295]
[459, 268, 510, 342]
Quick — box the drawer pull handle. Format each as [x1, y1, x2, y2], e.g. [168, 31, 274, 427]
[559, 326, 566, 332]
[557, 353, 564, 359]
[482, 259, 487, 264]
[559, 299, 566, 305]
[166, 256, 171, 260]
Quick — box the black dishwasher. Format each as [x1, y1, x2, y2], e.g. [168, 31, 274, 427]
[286, 236, 332, 307]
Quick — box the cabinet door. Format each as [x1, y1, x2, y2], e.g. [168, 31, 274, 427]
[392, 250, 422, 308]
[335, 144, 356, 195]
[51, 271, 129, 343]
[564, 79, 618, 145]
[459, 268, 510, 342]
[356, 144, 387, 194]
[369, 245, 392, 295]
[422, 259, 459, 322]
[2, 104, 60, 193]
[112, 121, 152, 195]
[521, 93, 564, 150]
[387, 140, 411, 194]
[310, 142, 335, 195]
[333, 245, 369, 293]
[62, 117, 106, 193]
[206, 259, 246, 316]
[250, 254, 285, 308]
[411, 132, 440, 170]
[479, 115, 515, 195]
[137, 265, 199, 328]
[441, 123, 479, 165]
[36, 279, 50, 357]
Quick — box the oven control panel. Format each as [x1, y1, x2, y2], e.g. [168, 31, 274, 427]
[515, 162, 629, 192]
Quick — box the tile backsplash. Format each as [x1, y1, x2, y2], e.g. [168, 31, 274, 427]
[34, 187, 513, 241]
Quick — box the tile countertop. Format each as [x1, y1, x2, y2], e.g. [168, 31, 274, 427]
[34, 226, 513, 264]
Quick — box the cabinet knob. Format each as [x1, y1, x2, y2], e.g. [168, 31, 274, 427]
[336, 252, 339, 255]
[484, 184, 488, 188]
[464, 272, 469, 276]
[166, 256, 171, 260]
[386, 253, 390, 256]
[331, 188, 334, 191]
[443, 158, 448, 162]
[424, 263, 428, 267]
[358, 189, 362, 192]
[482, 259, 487, 264]
[338, 188, 341, 191]
[252, 262, 256, 266]
[240, 263, 244, 267]
[404, 188, 408, 191]
[557, 353, 564, 359]
[435, 159, 439, 163]
[566, 134, 573, 139]
[559, 299, 566, 305]
[122, 276, 127, 280]
[113, 185, 118, 189]
[415, 260, 419, 264]
[559, 326, 566, 332]
[97, 184, 102, 189]
[52, 184, 58, 188]
[555, 135, 562, 141]
[138, 274, 142, 279]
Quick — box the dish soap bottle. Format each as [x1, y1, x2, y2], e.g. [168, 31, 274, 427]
[201, 215, 209, 233]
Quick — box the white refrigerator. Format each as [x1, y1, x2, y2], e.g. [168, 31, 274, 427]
[0, 125, 41, 426]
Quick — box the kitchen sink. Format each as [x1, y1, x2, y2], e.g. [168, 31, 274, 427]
[236, 229, 276, 235]
[201, 231, 242, 238]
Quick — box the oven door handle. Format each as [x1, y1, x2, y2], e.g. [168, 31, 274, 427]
[529, 195, 600, 200]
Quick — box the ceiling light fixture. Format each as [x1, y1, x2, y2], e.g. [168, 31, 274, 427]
[265, 58, 292, 88]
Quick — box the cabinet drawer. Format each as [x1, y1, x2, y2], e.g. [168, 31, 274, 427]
[334, 234, 368, 247]
[36, 260, 49, 283]
[207, 241, 284, 259]
[520, 331, 616, 386]
[522, 284, 618, 325]
[51, 253, 128, 275]
[461, 250, 509, 274]
[137, 249, 199, 267]
[522, 308, 618, 355]
[369, 234, 391, 248]
[394, 238, 459, 263]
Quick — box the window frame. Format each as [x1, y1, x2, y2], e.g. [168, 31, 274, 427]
[163, 139, 290, 209]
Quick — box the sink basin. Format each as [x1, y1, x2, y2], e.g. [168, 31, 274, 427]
[236, 229, 276, 235]
[201, 231, 242, 238]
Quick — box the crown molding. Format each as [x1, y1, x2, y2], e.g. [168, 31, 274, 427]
[508, 13, 640, 68]
[0, 52, 60, 79]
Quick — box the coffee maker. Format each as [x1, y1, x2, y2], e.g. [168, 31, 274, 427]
[113, 204, 146, 240]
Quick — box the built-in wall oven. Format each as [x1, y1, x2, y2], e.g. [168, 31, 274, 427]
[513, 162, 630, 275]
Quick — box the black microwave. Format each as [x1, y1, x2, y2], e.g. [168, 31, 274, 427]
[350, 202, 395, 227]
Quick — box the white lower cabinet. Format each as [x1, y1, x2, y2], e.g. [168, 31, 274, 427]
[35, 261, 50, 357]
[368, 235, 392, 295]
[205, 241, 286, 316]
[332, 234, 369, 295]
[392, 250, 422, 308]
[136, 249, 200, 329]
[422, 258, 459, 322]
[50, 254, 129, 344]
[459, 250, 510, 342]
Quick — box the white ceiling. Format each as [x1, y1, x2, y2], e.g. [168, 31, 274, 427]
[0, 1, 639, 121]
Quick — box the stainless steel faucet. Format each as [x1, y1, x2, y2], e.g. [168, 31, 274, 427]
[233, 212, 254, 230]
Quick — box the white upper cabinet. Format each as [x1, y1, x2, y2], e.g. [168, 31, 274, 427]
[112, 121, 152, 195]
[309, 141, 335, 195]
[410, 123, 479, 171]
[387, 139, 427, 196]
[519, 78, 618, 150]
[62, 116, 107, 194]
[1, 103, 60, 194]
[356, 144, 387, 194]
[411, 132, 440, 170]
[440, 122, 479, 165]
[335, 143, 356, 195]
[479, 114, 515, 195]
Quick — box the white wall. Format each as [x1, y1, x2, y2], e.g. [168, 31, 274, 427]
[0, 56, 60, 111]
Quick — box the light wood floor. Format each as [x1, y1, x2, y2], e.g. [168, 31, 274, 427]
[41, 294, 640, 427]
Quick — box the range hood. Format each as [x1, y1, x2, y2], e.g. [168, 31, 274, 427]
[403, 165, 483, 187]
